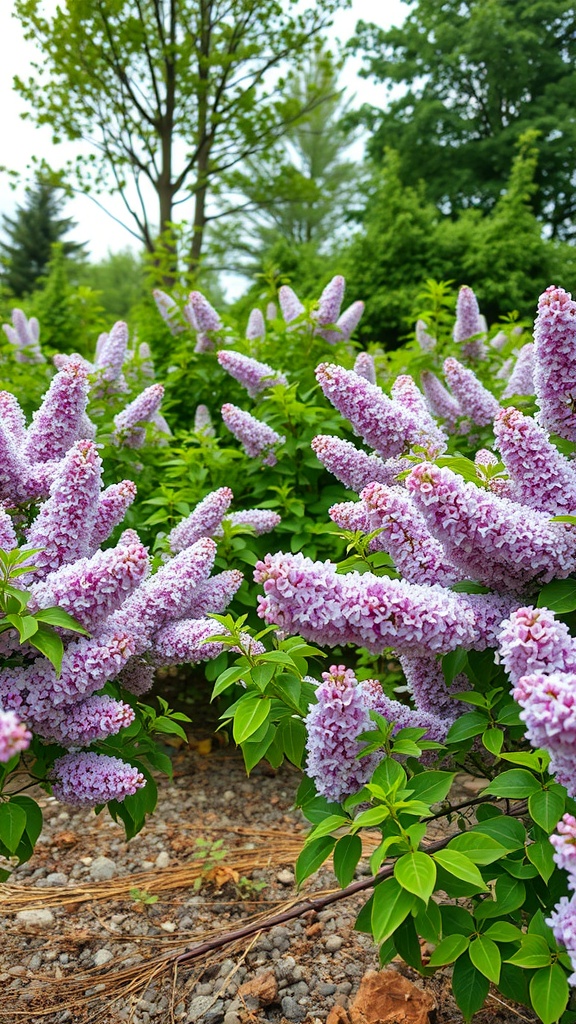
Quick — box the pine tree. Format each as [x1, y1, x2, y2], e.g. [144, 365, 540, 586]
[0, 181, 87, 297]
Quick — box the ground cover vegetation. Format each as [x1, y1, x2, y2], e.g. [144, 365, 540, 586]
[2, 0, 576, 1020]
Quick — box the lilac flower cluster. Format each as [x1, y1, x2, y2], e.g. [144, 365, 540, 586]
[547, 817, 576, 982]
[2, 309, 44, 363]
[0, 709, 32, 762]
[501, 343, 535, 399]
[51, 752, 145, 807]
[221, 404, 285, 466]
[415, 319, 436, 353]
[533, 286, 576, 440]
[217, 351, 287, 397]
[277, 278, 364, 343]
[453, 285, 487, 361]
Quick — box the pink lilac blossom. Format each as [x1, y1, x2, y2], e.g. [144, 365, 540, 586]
[475, 449, 498, 467]
[501, 343, 535, 399]
[51, 751, 145, 806]
[94, 321, 129, 385]
[2, 309, 44, 363]
[183, 292, 222, 352]
[177, 570, 244, 620]
[117, 658, 155, 696]
[193, 404, 215, 436]
[398, 653, 461, 719]
[167, 488, 233, 553]
[153, 289, 185, 335]
[150, 618, 264, 666]
[23, 357, 90, 463]
[314, 276, 346, 341]
[533, 286, 576, 441]
[0, 709, 32, 761]
[512, 672, 576, 784]
[254, 551, 489, 656]
[0, 391, 26, 442]
[406, 462, 576, 592]
[498, 606, 576, 686]
[335, 301, 364, 340]
[113, 384, 165, 447]
[221, 404, 285, 467]
[246, 308, 265, 341]
[89, 480, 137, 551]
[266, 302, 277, 321]
[416, 319, 436, 352]
[0, 505, 16, 551]
[217, 510, 282, 536]
[546, 897, 576, 984]
[443, 358, 499, 427]
[453, 285, 487, 361]
[311, 435, 406, 493]
[217, 351, 287, 397]
[315, 363, 417, 460]
[304, 665, 380, 802]
[329, 499, 371, 536]
[29, 538, 150, 631]
[36, 695, 135, 746]
[494, 407, 576, 514]
[360, 482, 459, 587]
[496, 358, 514, 381]
[390, 375, 447, 456]
[354, 353, 376, 384]
[278, 285, 305, 324]
[550, 815, 576, 882]
[491, 330, 508, 351]
[421, 371, 462, 432]
[25, 440, 103, 577]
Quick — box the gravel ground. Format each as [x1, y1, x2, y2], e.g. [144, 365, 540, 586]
[0, 740, 535, 1024]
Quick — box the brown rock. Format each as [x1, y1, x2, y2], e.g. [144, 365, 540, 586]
[306, 922, 323, 938]
[329, 970, 435, 1024]
[238, 970, 278, 1006]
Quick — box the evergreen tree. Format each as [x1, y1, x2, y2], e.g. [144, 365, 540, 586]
[0, 181, 86, 297]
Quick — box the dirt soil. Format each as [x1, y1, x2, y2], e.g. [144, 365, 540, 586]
[0, 737, 538, 1024]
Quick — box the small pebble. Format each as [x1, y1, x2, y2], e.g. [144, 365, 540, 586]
[15, 910, 55, 928]
[93, 949, 113, 967]
[223, 1014, 240, 1024]
[281, 995, 306, 1021]
[89, 856, 116, 881]
[277, 869, 295, 885]
[44, 872, 68, 886]
[160, 921, 177, 933]
[317, 982, 337, 995]
[155, 851, 170, 869]
[325, 935, 344, 952]
[186, 995, 213, 1021]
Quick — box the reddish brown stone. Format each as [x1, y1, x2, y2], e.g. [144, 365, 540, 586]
[328, 969, 436, 1024]
[238, 969, 278, 1006]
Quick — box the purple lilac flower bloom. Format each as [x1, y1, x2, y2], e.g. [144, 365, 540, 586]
[475, 449, 498, 467]
[23, 357, 90, 464]
[94, 321, 129, 384]
[498, 606, 576, 686]
[443, 358, 499, 427]
[29, 537, 150, 631]
[193, 404, 215, 436]
[314, 276, 346, 341]
[533, 286, 576, 441]
[494, 407, 576, 514]
[3, 309, 44, 363]
[398, 653, 462, 719]
[151, 617, 265, 665]
[217, 510, 282, 536]
[0, 505, 16, 551]
[420, 371, 462, 432]
[390, 375, 447, 456]
[354, 353, 376, 384]
[167, 488, 233, 553]
[266, 302, 277, 321]
[117, 658, 156, 696]
[336, 301, 364, 340]
[361, 676, 450, 743]
[360, 482, 458, 587]
[278, 285, 304, 324]
[217, 351, 287, 397]
[178, 570, 244, 619]
[315, 363, 417, 460]
[406, 462, 576, 591]
[221, 404, 285, 467]
[37, 694, 135, 746]
[0, 391, 27, 443]
[305, 665, 379, 802]
[546, 896, 576, 984]
[246, 308, 265, 341]
[0, 709, 31, 761]
[501, 343, 535, 399]
[254, 551, 483, 656]
[513, 670, 576, 750]
[416, 319, 436, 352]
[26, 440, 103, 577]
[550, 815, 576, 883]
[183, 292, 222, 352]
[491, 330, 508, 351]
[0, 421, 32, 505]
[311, 435, 406, 493]
[453, 285, 487, 361]
[329, 499, 371, 536]
[89, 480, 137, 551]
[51, 751, 145, 806]
[113, 384, 165, 448]
[153, 289, 185, 335]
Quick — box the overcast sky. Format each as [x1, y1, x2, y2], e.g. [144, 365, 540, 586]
[0, 0, 407, 262]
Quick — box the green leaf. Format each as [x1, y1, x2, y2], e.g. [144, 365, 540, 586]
[469, 936, 501, 984]
[529, 964, 570, 1024]
[232, 695, 271, 744]
[371, 757, 406, 791]
[371, 877, 415, 943]
[428, 934, 470, 967]
[432, 850, 488, 891]
[483, 922, 522, 943]
[526, 839, 556, 882]
[307, 814, 348, 842]
[250, 661, 276, 689]
[295, 836, 335, 885]
[469, 815, 526, 851]
[440, 905, 475, 936]
[482, 769, 541, 799]
[34, 606, 89, 634]
[394, 851, 436, 902]
[28, 624, 64, 673]
[6, 612, 38, 643]
[537, 579, 576, 614]
[0, 802, 27, 854]
[529, 787, 566, 831]
[483, 728, 504, 756]
[275, 716, 306, 767]
[414, 899, 442, 943]
[452, 952, 490, 1020]
[352, 806, 391, 829]
[448, 831, 508, 865]
[211, 665, 247, 698]
[446, 711, 489, 743]
[475, 875, 526, 919]
[242, 723, 276, 774]
[333, 834, 362, 888]
[408, 771, 455, 806]
[10, 796, 42, 848]
[506, 935, 552, 968]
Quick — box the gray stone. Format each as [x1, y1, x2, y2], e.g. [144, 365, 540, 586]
[317, 982, 337, 996]
[93, 949, 113, 967]
[293, 981, 309, 997]
[155, 850, 170, 868]
[277, 869, 295, 885]
[280, 995, 306, 1021]
[336, 981, 353, 994]
[15, 909, 55, 928]
[223, 1014, 240, 1024]
[45, 872, 68, 886]
[89, 856, 117, 881]
[196, 982, 213, 996]
[325, 935, 344, 952]
[275, 955, 296, 980]
[204, 1004, 224, 1024]
[186, 996, 213, 1021]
